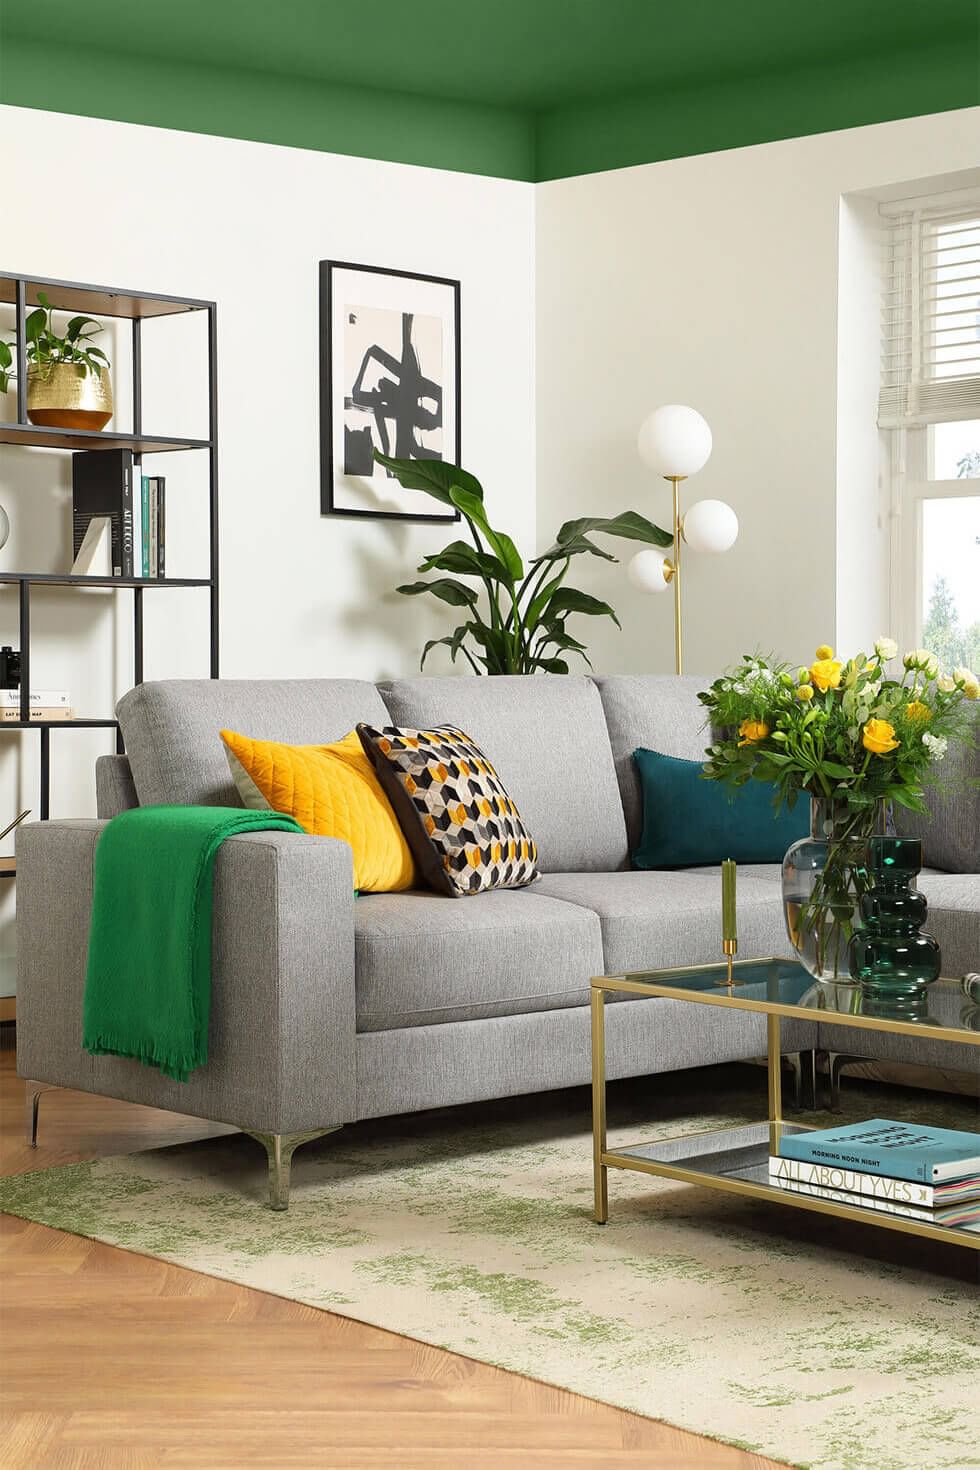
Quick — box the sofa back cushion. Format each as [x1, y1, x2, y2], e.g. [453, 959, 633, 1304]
[895, 704, 980, 872]
[378, 675, 628, 872]
[117, 679, 392, 807]
[594, 674, 712, 854]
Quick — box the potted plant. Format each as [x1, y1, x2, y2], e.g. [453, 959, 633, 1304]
[377, 451, 673, 673]
[0, 292, 113, 430]
[699, 644, 978, 980]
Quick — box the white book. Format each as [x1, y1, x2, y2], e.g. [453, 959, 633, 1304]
[771, 1175, 980, 1228]
[132, 466, 143, 578]
[0, 706, 73, 722]
[0, 690, 70, 706]
[768, 1155, 979, 1208]
[71, 515, 113, 577]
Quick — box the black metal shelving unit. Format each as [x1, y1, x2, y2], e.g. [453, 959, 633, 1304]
[0, 270, 219, 819]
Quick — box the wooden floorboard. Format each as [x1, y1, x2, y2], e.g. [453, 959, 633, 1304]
[0, 1027, 786, 1469]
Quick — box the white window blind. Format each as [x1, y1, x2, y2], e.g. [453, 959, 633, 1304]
[878, 195, 980, 428]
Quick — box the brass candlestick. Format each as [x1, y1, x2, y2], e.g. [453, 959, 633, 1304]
[721, 858, 737, 987]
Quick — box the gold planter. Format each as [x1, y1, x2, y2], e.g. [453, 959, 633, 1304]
[26, 362, 113, 431]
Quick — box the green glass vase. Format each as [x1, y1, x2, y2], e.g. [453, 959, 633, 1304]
[847, 837, 941, 999]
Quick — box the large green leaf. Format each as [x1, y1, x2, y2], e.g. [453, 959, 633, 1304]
[556, 511, 673, 550]
[523, 565, 568, 633]
[25, 308, 45, 342]
[448, 485, 524, 582]
[531, 535, 618, 565]
[418, 540, 509, 582]
[535, 657, 570, 674]
[465, 620, 517, 674]
[397, 578, 478, 608]
[420, 623, 482, 672]
[548, 588, 622, 628]
[374, 452, 484, 507]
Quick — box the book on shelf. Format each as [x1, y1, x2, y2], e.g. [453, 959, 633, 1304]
[0, 690, 70, 708]
[70, 515, 112, 577]
[770, 1175, 980, 1229]
[72, 449, 135, 578]
[145, 475, 166, 578]
[1, 707, 73, 722]
[777, 1119, 980, 1185]
[768, 1155, 980, 1209]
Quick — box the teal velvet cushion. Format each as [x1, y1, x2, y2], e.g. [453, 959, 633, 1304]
[632, 747, 809, 869]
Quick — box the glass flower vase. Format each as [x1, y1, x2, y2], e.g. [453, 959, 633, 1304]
[781, 798, 884, 981]
[847, 836, 941, 1001]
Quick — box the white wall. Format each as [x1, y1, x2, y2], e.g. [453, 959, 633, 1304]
[535, 108, 980, 678]
[0, 106, 535, 991]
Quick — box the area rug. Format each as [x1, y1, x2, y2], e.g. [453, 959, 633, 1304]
[2, 1069, 978, 1470]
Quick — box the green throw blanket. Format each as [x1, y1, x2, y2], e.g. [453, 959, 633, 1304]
[83, 805, 303, 1082]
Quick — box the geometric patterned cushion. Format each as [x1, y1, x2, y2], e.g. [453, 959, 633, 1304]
[219, 727, 417, 893]
[356, 722, 539, 897]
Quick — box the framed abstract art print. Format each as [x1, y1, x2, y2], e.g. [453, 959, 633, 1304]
[319, 260, 461, 521]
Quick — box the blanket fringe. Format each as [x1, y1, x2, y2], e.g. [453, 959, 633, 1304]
[83, 1033, 203, 1084]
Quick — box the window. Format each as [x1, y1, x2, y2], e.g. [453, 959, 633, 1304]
[879, 194, 980, 662]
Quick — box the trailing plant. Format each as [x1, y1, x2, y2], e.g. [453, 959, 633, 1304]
[0, 335, 14, 395]
[9, 291, 111, 384]
[377, 451, 673, 674]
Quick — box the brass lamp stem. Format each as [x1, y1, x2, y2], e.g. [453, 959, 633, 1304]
[668, 475, 686, 676]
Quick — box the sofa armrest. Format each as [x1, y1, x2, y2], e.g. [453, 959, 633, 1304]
[15, 820, 356, 1134]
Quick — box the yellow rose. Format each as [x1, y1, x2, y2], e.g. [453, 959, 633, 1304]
[738, 718, 770, 746]
[810, 658, 843, 692]
[795, 685, 814, 702]
[862, 718, 899, 756]
[815, 644, 834, 661]
[905, 700, 932, 723]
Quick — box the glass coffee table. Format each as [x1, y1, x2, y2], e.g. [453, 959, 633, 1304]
[591, 958, 980, 1250]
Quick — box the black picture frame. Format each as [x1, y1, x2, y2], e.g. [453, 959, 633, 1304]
[319, 260, 461, 522]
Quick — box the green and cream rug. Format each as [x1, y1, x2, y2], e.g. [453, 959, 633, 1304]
[2, 1068, 978, 1470]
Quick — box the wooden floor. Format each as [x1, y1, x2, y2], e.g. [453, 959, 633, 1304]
[0, 1029, 786, 1470]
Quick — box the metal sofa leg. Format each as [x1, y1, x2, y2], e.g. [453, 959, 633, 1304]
[244, 1128, 340, 1211]
[25, 1082, 51, 1147]
[778, 1050, 818, 1111]
[782, 1051, 802, 1110]
[827, 1052, 871, 1111]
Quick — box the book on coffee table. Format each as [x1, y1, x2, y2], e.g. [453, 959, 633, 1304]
[768, 1155, 980, 1209]
[776, 1119, 980, 1185]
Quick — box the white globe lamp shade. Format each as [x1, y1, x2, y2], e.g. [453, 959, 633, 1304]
[637, 404, 712, 478]
[682, 498, 738, 554]
[627, 548, 672, 593]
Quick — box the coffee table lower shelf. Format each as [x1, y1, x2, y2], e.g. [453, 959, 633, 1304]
[600, 1121, 980, 1250]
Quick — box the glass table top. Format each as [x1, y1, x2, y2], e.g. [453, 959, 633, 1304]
[594, 958, 980, 1045]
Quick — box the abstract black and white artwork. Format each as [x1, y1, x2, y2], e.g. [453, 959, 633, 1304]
[320, 261, 461, 520]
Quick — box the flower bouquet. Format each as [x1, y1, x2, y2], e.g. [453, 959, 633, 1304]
[699, 642, 978, 980]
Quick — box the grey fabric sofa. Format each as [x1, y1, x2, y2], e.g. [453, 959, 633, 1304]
[15, 674, 979, 1207]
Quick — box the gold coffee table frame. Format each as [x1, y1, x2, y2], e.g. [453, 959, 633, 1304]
[591, 958, 980, 1251]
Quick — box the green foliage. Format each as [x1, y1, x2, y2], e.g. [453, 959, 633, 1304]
[378, 451, 673, 674]
[1, 292, 111, 392]
[922, 575, 980, 676]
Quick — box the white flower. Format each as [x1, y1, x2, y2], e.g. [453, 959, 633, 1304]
[938, 675, 956, 693]
[922, 732, 947, 761]
[874, 637, 898, 661]
[904, 648, 939, 678]
[952, 666, 980, 699]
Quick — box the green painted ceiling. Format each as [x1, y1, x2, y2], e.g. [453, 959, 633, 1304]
[1, 0, 977, 180]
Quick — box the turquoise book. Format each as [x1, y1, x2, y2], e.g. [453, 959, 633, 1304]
[779, 1119, 980, 1184]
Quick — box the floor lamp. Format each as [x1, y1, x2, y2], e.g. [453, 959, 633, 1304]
[628, 404, 738, 675]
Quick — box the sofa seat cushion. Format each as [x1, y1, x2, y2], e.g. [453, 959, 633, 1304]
[531, 869, 793, 975]
[354, 888, 603, 1031]
[916, 873, 980, 978]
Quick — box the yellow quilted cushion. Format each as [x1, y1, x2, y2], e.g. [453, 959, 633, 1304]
[220, 728, 416, 893]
